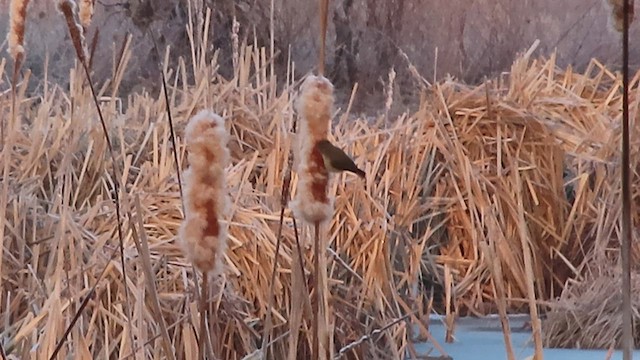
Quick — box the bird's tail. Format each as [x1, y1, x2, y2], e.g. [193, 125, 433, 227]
[354, 168, 366, 178]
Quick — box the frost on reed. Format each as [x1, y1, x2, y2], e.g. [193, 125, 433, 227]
[57, 0, 88, 65]
[605, 0, 635, 32]
[179, 110, 231, 274]
[7, 0, 30, 67]
[291, 75, 335, 224]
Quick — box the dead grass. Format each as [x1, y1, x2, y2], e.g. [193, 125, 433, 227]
[543, 268, 640, 349]
[1, 8, 640, 359]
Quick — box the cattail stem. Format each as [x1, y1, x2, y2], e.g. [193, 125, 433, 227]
[481, 241, 515, 360]
[312, 222, 321, 360]
[147, 29, 184, 214]
[621, 0, 633, 358]
[53, 0, 135, 354]
[318, 0, 329, 75]
[199, 272, 212, 360]
[262, 149, 311, 359]
[261, 207, 287, 358]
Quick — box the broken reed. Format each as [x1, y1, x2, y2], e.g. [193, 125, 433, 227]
[291, 75, 336, 359]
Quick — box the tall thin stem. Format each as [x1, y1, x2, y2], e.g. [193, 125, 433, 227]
[312, 221, 321, 360]
[318, 0, 329, 75]
[199, 272, 213, 360]
[621, 0, 633, 358]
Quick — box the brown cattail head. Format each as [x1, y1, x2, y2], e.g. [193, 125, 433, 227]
[291, 75, 335, 224]
[7, 0, 31, 69]
[78, 0, 95, 30]
[179, 110, 231, 274]
[606, 0, 635, 32]
[57, 0, 89, 65]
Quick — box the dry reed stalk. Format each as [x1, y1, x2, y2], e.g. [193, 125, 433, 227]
[619, 1, 634, 358]
[318, 0, 329, 76]
[512, 142, 543, 360]
[287, 241, 306, 360]
[620, 0, 635, 360]
[131, 196, 176, 360]
[443, 265, 454, 343]
[147, 30, 184, 212]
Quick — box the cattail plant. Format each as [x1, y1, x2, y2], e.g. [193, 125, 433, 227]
[7, 0, 30, 71]
[50, 1, 133, 357]
[57, 0, 88, 65]
[6, 0, 30, 140]
[291, 75, 335, 360]
[291, 75, 335, 224]
[180, 110, 230, 359]
[180, 110, 231, 275]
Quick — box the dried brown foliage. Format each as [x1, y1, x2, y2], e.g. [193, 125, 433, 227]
[3, 4, 640, 355]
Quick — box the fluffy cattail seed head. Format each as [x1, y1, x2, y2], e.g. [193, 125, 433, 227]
[179, 110, 231, 274]
[58, 0, 89, 65]
[291, 75, 335, 224]
[7, 0, 30, 66]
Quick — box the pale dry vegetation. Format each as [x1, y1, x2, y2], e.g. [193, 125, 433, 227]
[2, 2, 640, 360]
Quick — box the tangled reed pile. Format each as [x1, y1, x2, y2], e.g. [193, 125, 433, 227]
[2, 9, 640, 356]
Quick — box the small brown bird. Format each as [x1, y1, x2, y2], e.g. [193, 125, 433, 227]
[317, 139, 366, 178]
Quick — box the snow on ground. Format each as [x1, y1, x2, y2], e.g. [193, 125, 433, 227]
[414, 315, 640, 360]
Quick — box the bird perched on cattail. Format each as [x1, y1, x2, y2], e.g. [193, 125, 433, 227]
[316, 139, 365, 178]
